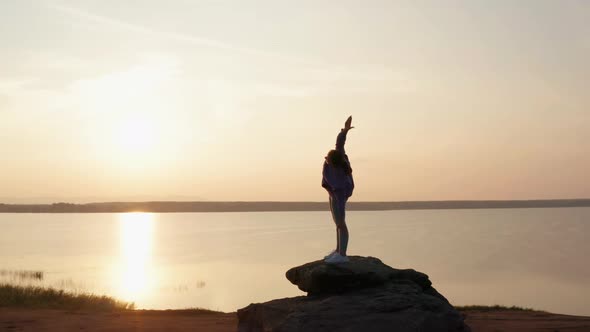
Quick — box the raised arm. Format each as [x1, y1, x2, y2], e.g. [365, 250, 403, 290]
[335, 116, 354, 153]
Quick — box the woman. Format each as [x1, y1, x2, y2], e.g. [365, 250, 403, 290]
[322, 116, 355, 264]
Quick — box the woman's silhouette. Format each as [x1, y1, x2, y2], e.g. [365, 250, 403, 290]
[322, 116, 355, 264]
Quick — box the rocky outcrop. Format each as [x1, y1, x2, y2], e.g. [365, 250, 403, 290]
[285, 256, 433, 296]
[237, 256, 470, 332]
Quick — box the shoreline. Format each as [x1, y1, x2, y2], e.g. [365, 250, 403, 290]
[2, 284, 589, 330]
[1, 199, 590, 213]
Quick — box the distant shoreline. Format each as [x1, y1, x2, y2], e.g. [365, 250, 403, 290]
[1, 199, 589, 213]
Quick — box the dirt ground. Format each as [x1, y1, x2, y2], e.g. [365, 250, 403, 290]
[463, 310, 590, 332]
[0, 309, 236, 332]
[1, 308, 590, 331]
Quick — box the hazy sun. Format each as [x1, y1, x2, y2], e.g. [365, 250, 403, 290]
[77, 58, 182, 171]
[116, 116, 158, 154]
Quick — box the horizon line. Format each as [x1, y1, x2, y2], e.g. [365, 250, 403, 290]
[1, 199, 589, 213]
[2, 198, 590, 205]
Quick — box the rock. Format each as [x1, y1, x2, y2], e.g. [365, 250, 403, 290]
[285, 256, 432, 296]
[238, 256, 470, 332]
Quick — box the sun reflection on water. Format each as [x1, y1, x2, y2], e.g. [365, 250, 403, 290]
[116, 212, 155, 303]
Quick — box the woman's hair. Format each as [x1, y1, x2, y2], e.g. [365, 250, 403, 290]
[327, 149, 352, 175]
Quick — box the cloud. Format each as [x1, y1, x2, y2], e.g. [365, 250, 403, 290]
[47, 3, 309, 64]
[0, 78, 37, 95]
[41, 2, 413, 99]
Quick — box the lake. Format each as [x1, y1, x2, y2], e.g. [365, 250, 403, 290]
[1, 208, 588, 315]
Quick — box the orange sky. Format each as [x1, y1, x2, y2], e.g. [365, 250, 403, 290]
[1, 1, 589, 203]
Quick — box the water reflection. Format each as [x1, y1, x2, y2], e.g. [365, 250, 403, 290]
[116, 213, 155, 302]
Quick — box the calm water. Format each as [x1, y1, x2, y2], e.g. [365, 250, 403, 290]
[1, 208, 588, 315]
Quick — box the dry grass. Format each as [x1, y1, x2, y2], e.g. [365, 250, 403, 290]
[0, 284, 134, 311]
[456, 304, 540, 312]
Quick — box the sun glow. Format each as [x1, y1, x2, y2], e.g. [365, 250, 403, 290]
[75, 57, 184, 171]
[116, 213, 156, 303]
[115, 115, 158, 154]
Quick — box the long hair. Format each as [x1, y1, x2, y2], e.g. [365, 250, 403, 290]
[326, 149, 352, 176]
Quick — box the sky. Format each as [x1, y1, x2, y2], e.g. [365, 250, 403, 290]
[1, 0, 589, 203]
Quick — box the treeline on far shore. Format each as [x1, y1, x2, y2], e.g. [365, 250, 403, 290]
[1, 199, 589, 213]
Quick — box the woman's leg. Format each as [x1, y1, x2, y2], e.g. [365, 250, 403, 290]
[333, 193, 349, 256]
[329, 195, 339, 252]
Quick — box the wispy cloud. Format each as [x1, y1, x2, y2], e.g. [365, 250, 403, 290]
[45, 2, 411, 97]
[47, 3, 310, 64]
[0, 78, 37, 95]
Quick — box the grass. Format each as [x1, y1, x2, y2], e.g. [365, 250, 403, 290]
[137, 308, 225, 316]
[0, 284, 134, 311]
[0, 269, 44, 281]
[456, 304, 541, 312]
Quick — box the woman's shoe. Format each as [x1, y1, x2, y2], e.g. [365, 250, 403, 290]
[324, 252, 349, 264]
[324, 250, 337, 260]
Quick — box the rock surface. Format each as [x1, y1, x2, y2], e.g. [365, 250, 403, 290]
[285, 256, 432, 296]
[238, 256, 470, 332]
